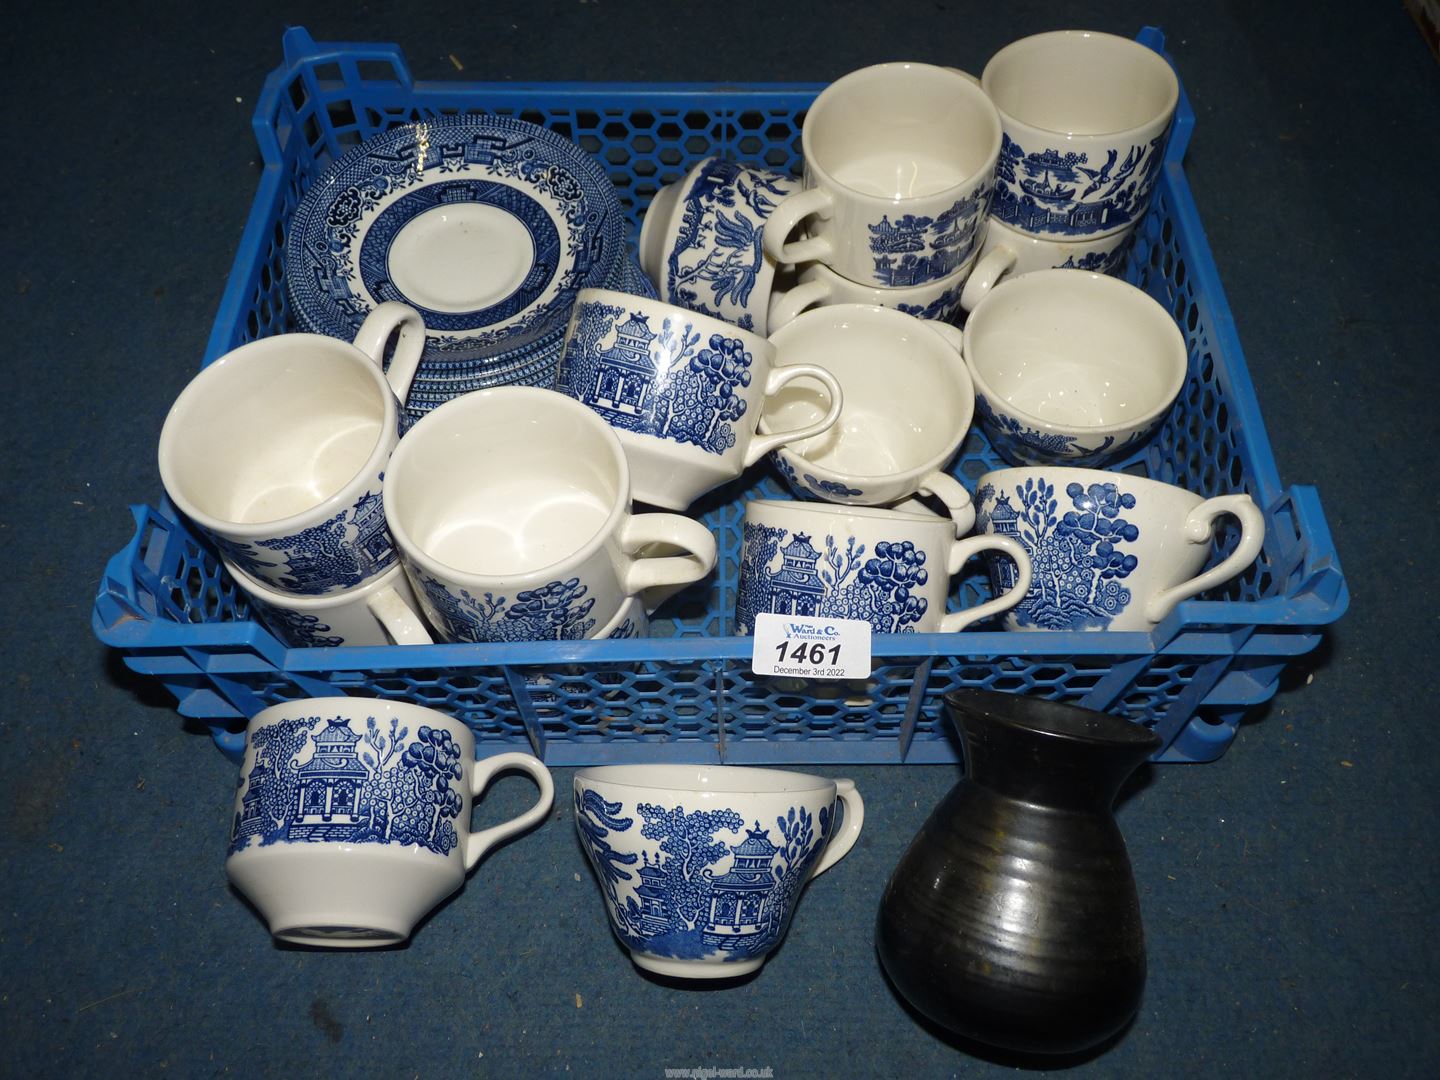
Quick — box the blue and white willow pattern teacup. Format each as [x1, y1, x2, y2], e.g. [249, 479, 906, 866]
[227, 699, 553, 947]
[982, 31, 1178, 242]
[383, 387, 716, 644]
[735, 499, 1031, 635]
[763, 62, 1001, 289]
[159, 303, 426, 597]
[641, 156, 802, 335]
[574, 764, 864, 979]
[974, 467, 1266, 632]
[556, 289, 843, 511]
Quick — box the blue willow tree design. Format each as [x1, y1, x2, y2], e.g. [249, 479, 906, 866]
[762, 804, 831, 936]
[635, 803, 745, 953]
[1012, 478, 1141, 629]
[817, 536, 928, 633]
[247, 717, 313, 844]
[668, 162, 792, 328]
[735, 521, 788, 632]
[575, 789, 641, 932]
[418, 577, 597, 643]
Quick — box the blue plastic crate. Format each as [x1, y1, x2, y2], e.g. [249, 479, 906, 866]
[92, 26, 1348, 766]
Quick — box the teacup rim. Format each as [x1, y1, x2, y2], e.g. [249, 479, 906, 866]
[981, 29, 1180, 140]
[801, 61, 1003, 205]
[575, 763, 837, 796]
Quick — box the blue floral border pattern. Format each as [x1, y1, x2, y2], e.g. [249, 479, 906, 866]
[229, 715, 465, 857]
[867, 183, 990, 287]
[990, 132, 1166, 238]
[576, 788, 833, 963]
[287, 115, 624, 358]
[895, 279, 967, 322]
[772, 455, 865, 503]
[416, 573, 598, 644]
[975, 394, 1154, 467]
[218, 487, 395, 596]
[663, 159, 797, 332]
[735, 522, 929, 634]
[976, 476, 1140, 630]
[252, 603, 345, 648]
[558, 301, 757, 457]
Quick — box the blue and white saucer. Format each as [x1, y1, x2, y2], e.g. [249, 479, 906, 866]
[287, 115, 626, 364]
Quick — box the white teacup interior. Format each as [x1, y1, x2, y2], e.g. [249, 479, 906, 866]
[807, 64, 999, 198]
[165, 340, 386, 524]
[765, 310, 968, 476]
[389, 393, 622, 576]
[984, 31, 1178, 135]
[967, 272, 1184, 426]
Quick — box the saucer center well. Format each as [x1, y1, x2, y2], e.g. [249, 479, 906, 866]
[388, 204, 535, 313]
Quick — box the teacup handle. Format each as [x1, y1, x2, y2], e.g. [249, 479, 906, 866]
[808, 779, 865, 880]
[767, 279, 832, 331]
[960, 246, 1018, 312]
[938, 534, 1034, 632]
[762, 187, 835, 265]
[463, 752, 555, 873]
[351, 300, 427, 402]
[618, 514, 719, 607]
[365, 584, 434, 646]
[1143, 494, 1266, 625]
[915, 471, 976, 535]
[744, 365, 845, 466]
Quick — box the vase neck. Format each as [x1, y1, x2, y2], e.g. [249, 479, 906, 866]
[947, 691, 1160, 811]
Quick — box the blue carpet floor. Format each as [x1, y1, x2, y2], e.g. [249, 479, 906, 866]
[2, 1, 1435, 1076]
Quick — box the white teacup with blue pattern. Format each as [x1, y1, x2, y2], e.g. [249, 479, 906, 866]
[763, 62, 1001, 289]
[575, 764, 864, 979]
[640, 157, 802, 335]
[556, 289, 843, 511]
[384, 387, 717, 643]
[227, 699, 553, 947]
[983, 31, 1178, 242]
[735, 499, 1031, 635]
[963, 269, 1187, 467]
[760, 304, 979, 526]
[224, 557, 433, 649]
[159, 302, 426, 597]
[975, 467, 1265, 632]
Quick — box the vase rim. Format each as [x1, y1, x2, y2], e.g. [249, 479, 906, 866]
[944, 689, 1162, 751]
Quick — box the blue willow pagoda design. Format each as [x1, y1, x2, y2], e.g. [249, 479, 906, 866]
[559, 300, 757, 456]
[218, 488, 394, 595]
[867, 185, 989, 286]
[665, 159, 794, 331]
[576, 789, 832, 962]
[229, 715, 465, 858]
[415, 575, 597, 644]
[734, 523, 930, 634]
[976, 476, 1141, 629]
[990, 133, 1166, 238]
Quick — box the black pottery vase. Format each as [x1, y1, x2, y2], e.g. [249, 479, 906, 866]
[876, 689, 1161, 1055]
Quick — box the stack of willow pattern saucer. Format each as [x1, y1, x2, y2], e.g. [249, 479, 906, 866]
[286, 113, 629, 414]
